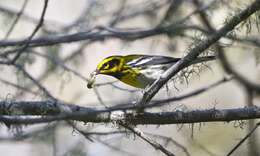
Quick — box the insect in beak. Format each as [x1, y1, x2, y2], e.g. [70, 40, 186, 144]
[87, 70, 98, 89]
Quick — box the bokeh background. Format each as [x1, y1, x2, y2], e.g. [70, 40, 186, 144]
[0, 0, 259, 156]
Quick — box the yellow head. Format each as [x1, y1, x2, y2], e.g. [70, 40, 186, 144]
[87, 55, 127, 89]
[96, 56, 125, 77]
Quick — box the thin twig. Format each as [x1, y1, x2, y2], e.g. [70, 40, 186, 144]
[120, 123, 176, 156]
[149, 76, 233, 108]
[226, 122, 260, 156]
[0, 77, 38, 96]
[4, 0, 29, 39]
[13, 63, 56, 99]
[94, 137, 137, 156]
[10, 0, 49, 64]
[145, 132, 190, 156]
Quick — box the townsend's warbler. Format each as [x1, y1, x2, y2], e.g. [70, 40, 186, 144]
[87, 54, 215, 89]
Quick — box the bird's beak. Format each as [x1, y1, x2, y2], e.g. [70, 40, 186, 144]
[95, 69, 100, 75]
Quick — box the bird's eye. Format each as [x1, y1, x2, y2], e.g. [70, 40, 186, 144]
[103, 63, 110, 70]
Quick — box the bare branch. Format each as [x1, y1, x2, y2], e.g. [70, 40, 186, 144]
[138, 0, 260, 110]
[144, 132, 190, 156]
[218, 44, 260, 92]
[120, 123, 176, 156]
[149, 76, 232, 108]
[0, 25, 201, 48]
[9, 0, 49, 64]
[4, 0, 29, 39]
[13, 63, 56, 99]
[0, 77, 38, 96]
[226, 122, 260, 156]
[0, 100, 260, 125]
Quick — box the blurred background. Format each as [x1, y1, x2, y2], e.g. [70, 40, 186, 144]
[0, 0, 259, 155]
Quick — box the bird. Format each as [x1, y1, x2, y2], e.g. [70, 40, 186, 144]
[87, 54, 215, 89]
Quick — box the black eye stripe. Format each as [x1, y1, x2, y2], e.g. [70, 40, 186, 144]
[109, 62, 113, 66]
[101, 59, 120, 70]
[109, 59, 119, 66]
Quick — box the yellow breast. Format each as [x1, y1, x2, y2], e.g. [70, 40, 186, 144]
[119, 73, 145, 89]
[119, 68, 156, 89]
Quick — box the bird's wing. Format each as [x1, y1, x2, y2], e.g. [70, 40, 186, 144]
[125, 55, 180, 67]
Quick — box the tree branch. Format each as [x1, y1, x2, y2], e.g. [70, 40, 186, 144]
[138, 0, 260, 109]
[226, 122, 260, 156]
[0, 100, 259, 125]
[9, 0, 49, 64]
[0, 25, 198, 48]
[120, 123, 176, 156]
